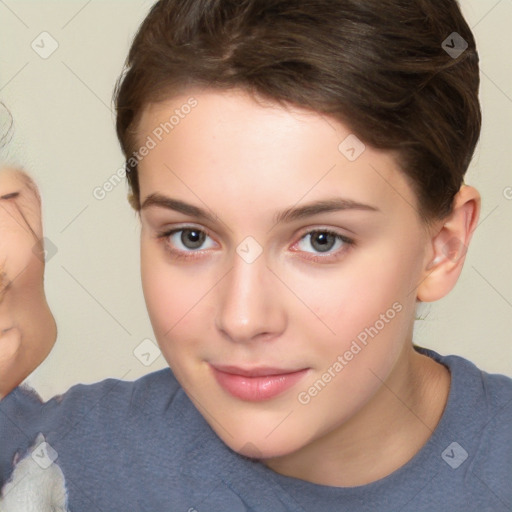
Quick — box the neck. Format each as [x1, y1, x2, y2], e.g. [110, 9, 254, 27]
[263, 343, 451, 487]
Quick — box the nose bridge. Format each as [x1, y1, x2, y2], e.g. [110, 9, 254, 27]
[215, 243, 284, 343]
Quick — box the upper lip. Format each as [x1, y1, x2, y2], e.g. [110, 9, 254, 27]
[210, 364, 307, 377]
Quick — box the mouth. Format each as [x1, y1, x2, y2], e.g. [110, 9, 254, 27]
[209, 363, 310, 402]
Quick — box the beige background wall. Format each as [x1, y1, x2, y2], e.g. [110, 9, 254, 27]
[0, 0, 510, 401]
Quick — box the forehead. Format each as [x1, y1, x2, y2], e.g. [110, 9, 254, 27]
[136, 89, 419, 222]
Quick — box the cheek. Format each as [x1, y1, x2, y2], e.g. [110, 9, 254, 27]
[141, 257, 180, 335]
[289, 255, 408, 338]
[1, 230, 29, 278]
[293, 243, 418, 376]
[140, 245, 210, 356]
[6, 239, 46, 319]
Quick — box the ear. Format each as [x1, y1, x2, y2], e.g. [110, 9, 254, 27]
[417, 185, 481, 302]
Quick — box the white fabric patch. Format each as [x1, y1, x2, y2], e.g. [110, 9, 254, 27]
[0, 433, 69, 511]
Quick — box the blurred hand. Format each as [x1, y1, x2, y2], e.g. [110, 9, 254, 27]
[0, 167, 56, 399]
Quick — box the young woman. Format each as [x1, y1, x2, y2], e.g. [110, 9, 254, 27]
[1, 1, 510, 510]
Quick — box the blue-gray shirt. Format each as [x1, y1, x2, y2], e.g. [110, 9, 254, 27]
[1, 346, 511, 511]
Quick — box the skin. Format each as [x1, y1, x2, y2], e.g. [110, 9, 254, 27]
[0, 167, 57, 399]
[136, 87, 480, 487]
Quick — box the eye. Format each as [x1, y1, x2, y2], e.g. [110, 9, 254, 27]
[293, 229, 354, 262]
[155, 226, 354, 263]
[156, 226, 216, 260]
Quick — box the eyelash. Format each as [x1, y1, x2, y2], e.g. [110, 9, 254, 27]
[155, 226, 355, 263]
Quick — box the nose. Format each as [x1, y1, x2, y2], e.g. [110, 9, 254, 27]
[215, 249, 286, 344]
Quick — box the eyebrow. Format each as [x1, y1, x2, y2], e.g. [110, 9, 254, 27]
[140, 193, 380, 225]
[0, 192, 19, 200]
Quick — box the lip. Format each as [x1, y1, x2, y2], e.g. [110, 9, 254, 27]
[210, 363, 309, 401]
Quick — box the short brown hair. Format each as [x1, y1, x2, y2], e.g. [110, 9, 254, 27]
[114, 0, 481, 223]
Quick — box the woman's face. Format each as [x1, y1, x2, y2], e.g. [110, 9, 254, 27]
[0, 168, 57, 398]
[137, 88, 433, 458]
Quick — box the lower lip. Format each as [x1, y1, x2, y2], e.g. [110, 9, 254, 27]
[210, 366, 309, 402]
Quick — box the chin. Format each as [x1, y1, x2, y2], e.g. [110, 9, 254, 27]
[212, 419, 312, 461]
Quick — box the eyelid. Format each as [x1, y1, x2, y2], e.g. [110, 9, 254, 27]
[157, 223, 354, 241]
[164, 223, 217, 244]
[295, 224, 354, 240]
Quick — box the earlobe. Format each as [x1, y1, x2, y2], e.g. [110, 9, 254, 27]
[417, 185, 481, 302]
